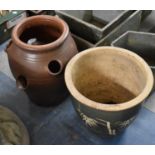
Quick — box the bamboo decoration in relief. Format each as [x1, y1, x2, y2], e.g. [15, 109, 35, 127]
[77, 106, 136, 136]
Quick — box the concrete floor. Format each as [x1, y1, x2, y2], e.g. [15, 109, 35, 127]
[0, 10, 155, 144]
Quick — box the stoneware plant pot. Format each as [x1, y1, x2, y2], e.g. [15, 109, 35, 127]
[6, 15, 78, 106]
[65, 47, 153, 136]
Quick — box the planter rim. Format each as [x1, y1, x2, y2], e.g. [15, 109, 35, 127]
[12, 15, 69, 51]
[65, 46, 154, 112]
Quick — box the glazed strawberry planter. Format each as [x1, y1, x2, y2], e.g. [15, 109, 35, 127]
[65, 47, 153, 136]
[6, 15, 78, 106]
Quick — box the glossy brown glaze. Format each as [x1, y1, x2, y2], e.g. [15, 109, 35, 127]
[6, 15, 78, 106]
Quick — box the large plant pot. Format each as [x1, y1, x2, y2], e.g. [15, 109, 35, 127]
[6, 15, 78, 106]
[65, 47, 153, 136]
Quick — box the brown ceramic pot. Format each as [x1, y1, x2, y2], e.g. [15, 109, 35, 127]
[6, 15, 78, 106]
[65, 47, 153, 136]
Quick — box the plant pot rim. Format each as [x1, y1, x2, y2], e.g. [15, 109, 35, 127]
[12, 15, 69, 51]
[65, 46, 154, 112]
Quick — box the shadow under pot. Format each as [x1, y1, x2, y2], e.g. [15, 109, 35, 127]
[6, 15, 78, 106]
[65, 47, 153, 136]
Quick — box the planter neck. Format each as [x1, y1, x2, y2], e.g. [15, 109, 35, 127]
[12, 15, 69, 52]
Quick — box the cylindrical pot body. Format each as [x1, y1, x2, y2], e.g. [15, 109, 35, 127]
[65, 47, 153, 136]
[6, 15, 78, 106]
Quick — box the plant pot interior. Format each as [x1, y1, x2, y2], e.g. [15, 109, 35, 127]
[18, 19, 63, 45]
[71, 49, 147, 104]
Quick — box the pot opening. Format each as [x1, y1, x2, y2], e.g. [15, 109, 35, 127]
[16, 76, 28, 90]
[19, 20, 63, 45]
[48, 60, 62, 75]
[71, 49, 147, 104]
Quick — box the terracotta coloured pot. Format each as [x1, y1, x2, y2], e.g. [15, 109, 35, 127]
[65, 47, 153, 136]
[6, 15, 78, 106]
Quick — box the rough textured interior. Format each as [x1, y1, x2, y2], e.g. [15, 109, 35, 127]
[19, 23, 63, 45]
[71, 49, 147, 104]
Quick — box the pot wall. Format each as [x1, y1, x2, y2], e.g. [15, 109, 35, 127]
[72, 97, 141, 136]
[6, 16, 78, 106]
[65, 47, 154, 136]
